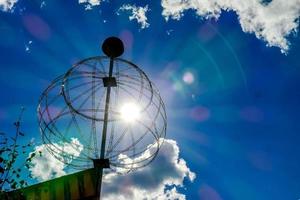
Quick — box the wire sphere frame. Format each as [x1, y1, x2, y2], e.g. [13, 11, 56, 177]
[38, 56, 167, 173]
[61, 56, 154, 122]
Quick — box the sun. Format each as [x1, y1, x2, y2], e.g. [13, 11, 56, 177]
[120, 103, 140, 122]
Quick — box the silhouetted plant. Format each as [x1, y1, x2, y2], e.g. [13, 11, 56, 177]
[0, 108, 40, 198]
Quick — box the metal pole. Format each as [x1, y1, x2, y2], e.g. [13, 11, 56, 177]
[96, 57, 114, 199]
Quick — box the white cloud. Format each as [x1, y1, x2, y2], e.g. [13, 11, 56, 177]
[29, 138, 83, 181]
[102, 139, 196, 200]
[0, 0, 18, 12]
[161, 0, 300, 53]
[78, 0, 101, 10]
[119, 4, 150, 29]
[40, 1, 46, 9]
[28, 138, 195, 199]
[25, 40, 32, 53]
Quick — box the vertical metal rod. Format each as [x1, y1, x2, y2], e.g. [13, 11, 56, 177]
[97, 57, 114, 199]
[92, 65, 98, 157]
[95, 168, 103, 200]
[100, 58, 114, 158]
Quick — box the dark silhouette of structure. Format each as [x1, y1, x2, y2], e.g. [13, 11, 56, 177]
[34, 37, 167, 199]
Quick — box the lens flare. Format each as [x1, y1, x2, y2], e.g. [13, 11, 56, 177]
[120, 103, 140, 122]
[183, 71, 194, 84]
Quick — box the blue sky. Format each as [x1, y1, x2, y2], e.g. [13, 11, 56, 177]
[1, 0, 300, 199]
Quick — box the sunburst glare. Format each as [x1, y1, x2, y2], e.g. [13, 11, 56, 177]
[120, 102, 141, 122]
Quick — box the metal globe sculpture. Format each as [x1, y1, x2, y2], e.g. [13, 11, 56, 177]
[37, 38, 167, 176]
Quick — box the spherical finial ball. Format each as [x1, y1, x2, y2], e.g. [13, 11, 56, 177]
[102, 37, 124, 58]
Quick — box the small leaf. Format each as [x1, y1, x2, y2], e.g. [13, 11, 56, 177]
[11, 182, 16, 189]
[13, 121, 20, 127]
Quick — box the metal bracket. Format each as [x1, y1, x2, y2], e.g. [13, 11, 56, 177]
[92, 159, 110, 169]
[102, 77, 117, 87]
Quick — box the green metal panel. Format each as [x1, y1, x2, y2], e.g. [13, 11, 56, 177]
[6, 168, 99, 200]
